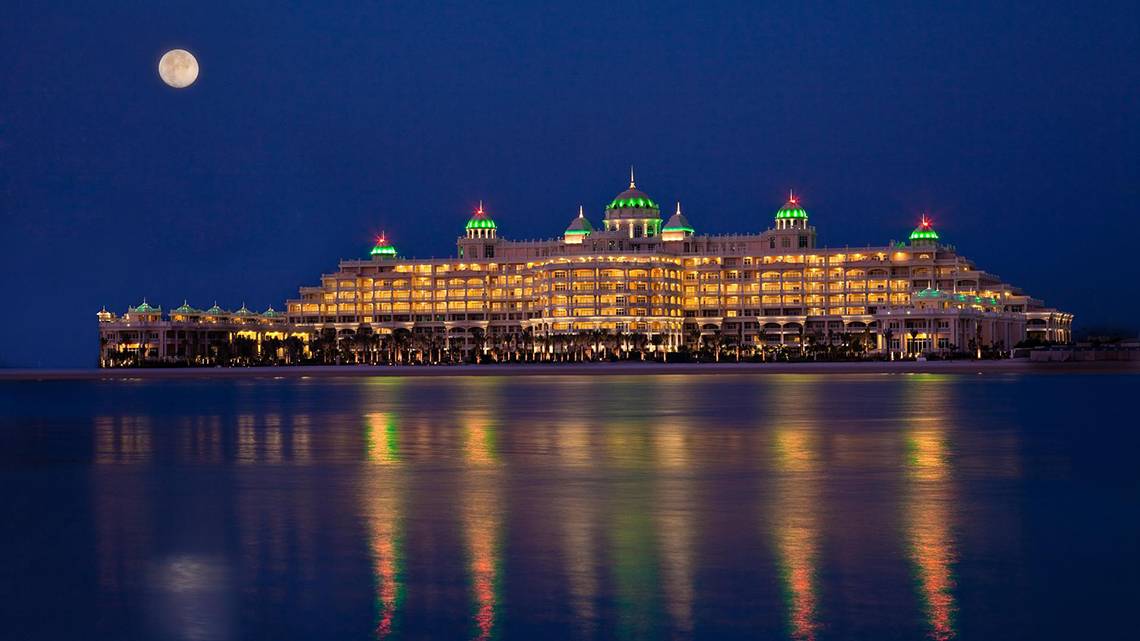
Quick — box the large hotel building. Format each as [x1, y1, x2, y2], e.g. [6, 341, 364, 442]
[98, 173, 1072, 364]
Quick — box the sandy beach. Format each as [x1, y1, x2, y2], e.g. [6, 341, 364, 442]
[1, 359, 1135, 381]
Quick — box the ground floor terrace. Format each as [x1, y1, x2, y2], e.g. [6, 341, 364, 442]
[100, 306, 1056, 367]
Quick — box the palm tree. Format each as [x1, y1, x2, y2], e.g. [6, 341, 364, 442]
[711, 326, 725, 362]
[262, 337, 284, 365]
[469, 327, 486, 363]
[378, 332, 394, 364]
[685, 326, 701, 354]
[284, 336, 305, 364]
[521, 327, 535, 362]
[650, 333, 665, 362]
[98, 335, 110, 368]
[720, 332, 738, 362]
[610, 326, 625, 360]
[355, 328, 375, 364]
[393, 328, 412, 364]
[630, 331, 649, 361]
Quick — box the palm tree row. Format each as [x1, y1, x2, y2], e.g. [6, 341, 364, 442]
[103, 324, 946, 368]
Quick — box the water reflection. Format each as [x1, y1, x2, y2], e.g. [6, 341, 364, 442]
[768, 378, 823, 641]
[461, 380, 503, 641]
[95, 415, 152, 463]
[363, 412, 404, 637]
[656, 378, 696, 637]
[177, 416, 222, 464]
[903, 377, 958, 641]
[55, 373, 1074, 641]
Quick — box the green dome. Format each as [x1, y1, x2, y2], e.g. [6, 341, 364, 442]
[465, 202, 496, 229]
[775, 193, 808, 220]
[909, 216, 940, 242]
[663, 202, 694, 233]
[370, 235, 398, 257]
[173, 300, 198, 314]
[565, 206, 594, 234]
[606, 188, 659, 211]
[133, 300, 160, 313]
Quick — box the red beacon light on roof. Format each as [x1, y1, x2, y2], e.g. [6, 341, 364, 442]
[370, 232, 397, 257]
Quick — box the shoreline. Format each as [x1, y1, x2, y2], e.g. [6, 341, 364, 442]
[1, 360, 1136, 381]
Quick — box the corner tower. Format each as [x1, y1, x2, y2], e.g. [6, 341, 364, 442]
[909, 215, 940, 248]
[764, 191, 817, 251]
[458, 201, 501, 259]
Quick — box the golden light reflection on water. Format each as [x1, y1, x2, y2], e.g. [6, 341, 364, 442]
[363, 469, 403, 637]
[366, 413, 400, 464]
[560, 489, 599, 634]
[557, 403, 599, 634]
[461, 379, 502, 640]
[654, 376, 696, 635]
[238, 415, 255, 464]
[656, 443, 695, 635]
[293, 415, 312, 465]
[80, 373, 1029, 639]
[95, 416, 152, 464]
[903, 378, 958, 641]
[177, 416, 221, 463]
[768, 379, 822, 641]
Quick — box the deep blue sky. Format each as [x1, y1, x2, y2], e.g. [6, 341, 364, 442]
[2, 1, 1136, 367]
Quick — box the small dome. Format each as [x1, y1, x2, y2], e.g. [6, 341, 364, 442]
[263, 306, 281, 317]
[909, 215, 940, 243]
[465, 201, 497, 230]
[173, 300, 198, 314]
[775, 192, 808, 220]
[205, 303, 226, 315]
[663, 202, 694, 232]
[133, 299, 160, 313]
[565, 206, 594, 234]
[370, 234, 398, 257]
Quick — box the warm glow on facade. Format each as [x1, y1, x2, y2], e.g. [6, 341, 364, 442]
[97, 176, 1072, 364]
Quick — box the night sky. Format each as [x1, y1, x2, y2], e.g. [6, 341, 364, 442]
[2, 1, 1136, 367]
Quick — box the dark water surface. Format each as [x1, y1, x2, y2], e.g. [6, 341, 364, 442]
[2, 373, 1137, 640]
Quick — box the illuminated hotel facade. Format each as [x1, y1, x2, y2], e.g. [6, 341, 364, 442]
[97, 173, 1072, 364]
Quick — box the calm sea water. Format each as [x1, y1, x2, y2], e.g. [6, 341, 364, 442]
[1, 372, 1137, 640]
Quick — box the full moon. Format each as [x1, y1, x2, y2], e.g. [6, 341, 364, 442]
[158, 49, 199, 88]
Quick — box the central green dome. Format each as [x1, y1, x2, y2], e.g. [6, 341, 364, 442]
[606, 188, 660, 211]
[775, 193, 808, 220]
[465, 202, 497, 230]
[605, 167, 659, 212]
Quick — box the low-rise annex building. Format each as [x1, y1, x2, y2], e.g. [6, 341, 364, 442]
[98, 173, 1072, 365]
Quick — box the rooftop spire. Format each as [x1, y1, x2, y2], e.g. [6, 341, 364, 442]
[788, 189, 797, 205]
[477, 200, 484, 215]
[578, 204, 585, 218]
[676, 201, 682, 215]
[629, 165, 636, 189]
